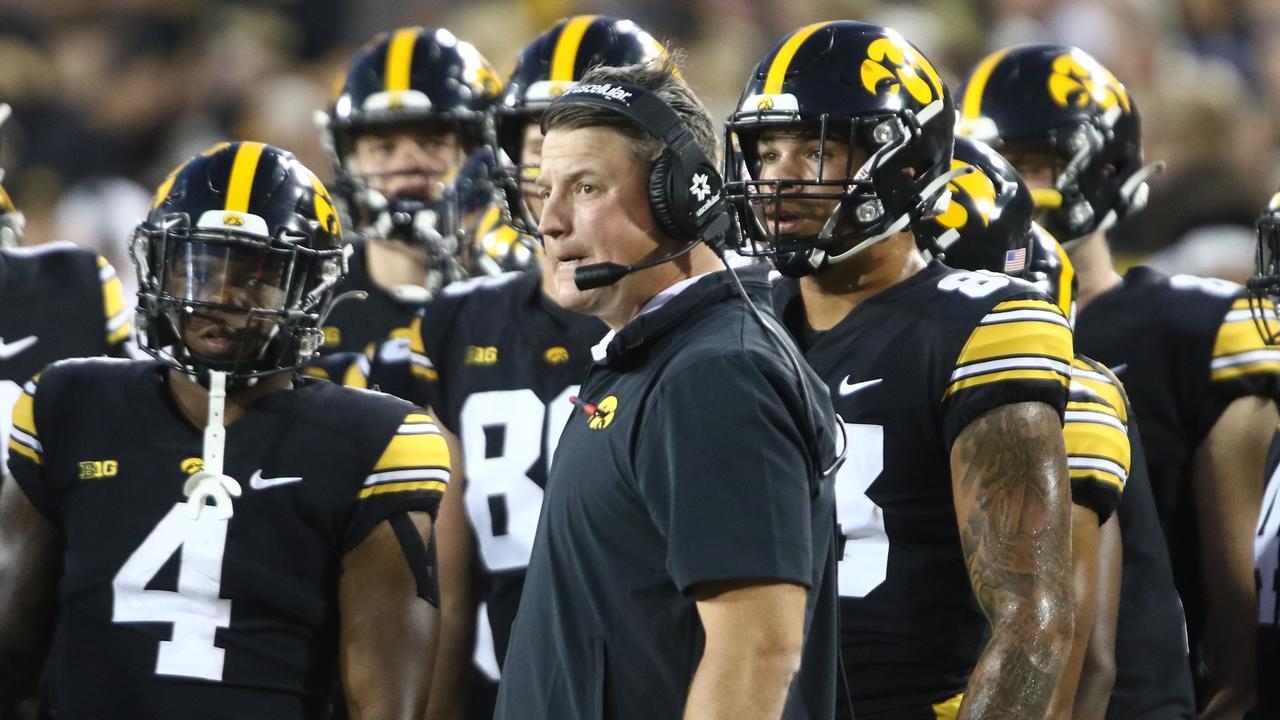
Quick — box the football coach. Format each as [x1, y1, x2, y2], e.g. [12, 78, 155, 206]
[493, 57, 843, 720]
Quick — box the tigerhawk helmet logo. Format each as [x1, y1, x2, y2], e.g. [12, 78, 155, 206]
[934, 160, 997, 229]
[859, 36, 944, 104]
[1048, 53, 1131, 114]
[756, 96, 775, 111]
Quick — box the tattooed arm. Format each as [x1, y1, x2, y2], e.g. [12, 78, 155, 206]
[950, 401, 1074, 720]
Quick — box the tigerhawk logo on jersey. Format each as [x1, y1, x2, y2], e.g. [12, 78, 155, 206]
[859, 36, 944, 104]
[587, 395, 618, 430]
[544, 346, 570, 365]
[180, 457, 204, 475]
[1048, 52, 1131, 115]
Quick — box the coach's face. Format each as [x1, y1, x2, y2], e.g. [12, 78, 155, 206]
[537, 125, 669, 328]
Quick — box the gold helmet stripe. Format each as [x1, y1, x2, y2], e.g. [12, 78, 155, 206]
[311, 171, 340, 236]
[225, 142, 266, 213]
[551, 15, 599, 82]
[961, 49, 1010, 121]
[385, 27, 421, 92]
[1053, 232, 1075, 316]
[0, 184, 14, 213]
[764, 22, 832, 95]
[151, 167, 181, 211]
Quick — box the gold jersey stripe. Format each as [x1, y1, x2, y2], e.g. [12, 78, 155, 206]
[1071, 357, 1128, 422]
[11, 386, 36, 438]
[342, 362, 368, 389]
[1070, 468, 1125, 491]
[300, 366, 329, 380]
[1065, 421, 1130, 479]
[946, 368, 1070, 396]
[224, 142, 266, 213]
[385, 28, 420, 92]
[409, 316, 427, 355]
[7, 438, 41, 465]
[1214, 315, 1275, 360]
[373, 426, 449, 472]
[550, 15, 598, 82]
[358, 479, 447, 499]
[955, 319, 1073, 369]
[988, 298, 1067, 315]
[411, 365, 439, 382]
[960, 49, 1009, 121]
[764, 22, 832, 94]
[1212, 360, 1280, 383]
[98, 256, 130, 344]
[403, 413, 434, 425]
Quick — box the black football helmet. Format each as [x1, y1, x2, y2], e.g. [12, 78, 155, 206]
[132, 142, 347, 380]
[922, 138, 1077, 317]
[0, 103, 23, 249]
[957, 44, 1162, 244]
[494, 15, 665, 234]
[723, 21, 956, 277]
[1249, 191, 1280, 344]
[916, 136, 1033, 263]
[320, 27, 501, 256]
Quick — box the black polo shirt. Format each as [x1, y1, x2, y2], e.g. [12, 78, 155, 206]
[493, 266, 840, 720]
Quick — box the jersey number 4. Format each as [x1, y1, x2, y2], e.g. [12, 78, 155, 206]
[112, 503, 231, 681]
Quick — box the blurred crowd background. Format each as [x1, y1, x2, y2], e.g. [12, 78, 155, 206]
[3, 0, 1279, 303]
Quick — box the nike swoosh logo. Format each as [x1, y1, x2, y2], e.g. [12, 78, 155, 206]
[838, 377, 883, 396]
[249, 469, 303, 490]
[0, 335, 38, 361]
[1109, 363, 1128, 376]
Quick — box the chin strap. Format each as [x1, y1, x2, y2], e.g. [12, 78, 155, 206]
[183, 370, 241, 520]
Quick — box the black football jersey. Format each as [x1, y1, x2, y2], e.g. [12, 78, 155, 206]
[1257, 431, 1280, 718]
[774, 261, 1073, 718]
[403, 269, 605, 672]
[1074, 267, 1280, 668]
[6, 359, 448, 719]
[1, 243, 130, 474]
[318, 240, 425, 356]
[1066, 356, 1129, 523]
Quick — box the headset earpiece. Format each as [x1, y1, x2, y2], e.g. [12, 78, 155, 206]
[648, 152, 683, 238]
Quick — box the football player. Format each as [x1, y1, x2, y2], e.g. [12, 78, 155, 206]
[349, 17, 668, 719]
[920, 136, 1191, 718]
[960, 45, 1280, 717]
[0, 142, 449, 718]
[316, 27, 501, 356]
[1247, 189, 1280, 719]
[726, 22, 1075, 719]
[0, 103, 132, 485]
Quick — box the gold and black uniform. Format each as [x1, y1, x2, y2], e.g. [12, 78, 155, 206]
[1074, 267, 1280, 677]
[1, 243, 130, 473]
[317, 240, 424, 357]
[774, 261, 1073, 719]
[6, 358, 448, 719]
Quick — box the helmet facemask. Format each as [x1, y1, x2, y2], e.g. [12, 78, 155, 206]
[132, 215, 344, 382]
[1249, 199, 1280, 345]
[726, 108, 954, 277]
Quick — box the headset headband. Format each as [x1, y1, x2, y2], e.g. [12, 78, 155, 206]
[543, 81, 713, 180]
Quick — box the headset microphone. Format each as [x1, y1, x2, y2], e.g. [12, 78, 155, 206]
[573, 239, 704, 290]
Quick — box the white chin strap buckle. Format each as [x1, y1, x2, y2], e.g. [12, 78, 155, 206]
[183, 370, 239, 520]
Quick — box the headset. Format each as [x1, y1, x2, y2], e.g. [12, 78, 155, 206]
[543, 81, 848, 486]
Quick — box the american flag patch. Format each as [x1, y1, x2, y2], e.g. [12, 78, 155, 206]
[1004, 248, 1027, 273]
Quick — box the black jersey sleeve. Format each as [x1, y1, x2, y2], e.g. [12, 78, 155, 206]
[1065, 357, 1130, 523]
[1207, 295, 1280, 406]
[940, 295, 1074, 448]
[6, 373, 53, 518]
[342, 410, 450, 552]
[633, 352, 822, 594]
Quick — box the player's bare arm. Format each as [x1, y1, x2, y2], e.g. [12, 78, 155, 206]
[340, 511, 440, 720]
[1076, 512, 1121, 719]
[1047, 505, 1102, 718]
[425, 424, 473, 720]
[685, 579, 807, 720]
[1194, 395, 1277, 719]
[0, 477, 59, 713]
[951, 400, 1074, 719]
